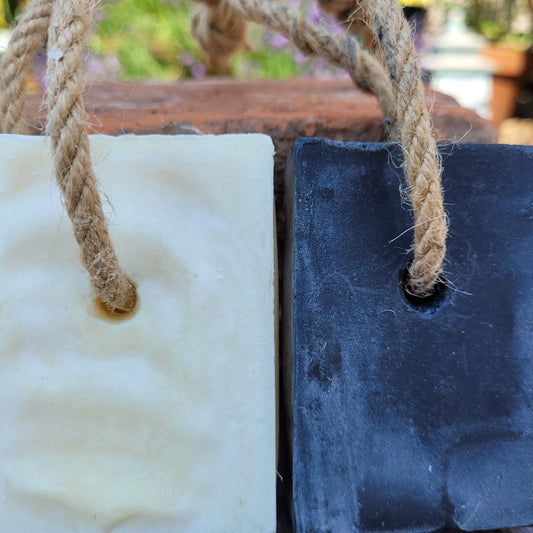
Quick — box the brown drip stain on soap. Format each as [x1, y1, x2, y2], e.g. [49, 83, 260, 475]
[91, 294, 140, 324]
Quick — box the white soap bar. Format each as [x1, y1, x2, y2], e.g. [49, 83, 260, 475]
[0, 134, 276, 533]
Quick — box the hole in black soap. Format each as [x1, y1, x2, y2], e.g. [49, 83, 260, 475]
[399, 265, 448, 313]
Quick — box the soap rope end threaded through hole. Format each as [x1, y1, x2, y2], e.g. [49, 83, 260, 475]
[93, 280, 139, 323]
[399, 265, 448, 312]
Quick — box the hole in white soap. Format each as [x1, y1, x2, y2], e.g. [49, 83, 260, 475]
[92, 295, 139, 323]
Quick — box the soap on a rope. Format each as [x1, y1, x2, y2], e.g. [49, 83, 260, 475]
[0, 134, 276, 533]
[284, 139, 533, 533]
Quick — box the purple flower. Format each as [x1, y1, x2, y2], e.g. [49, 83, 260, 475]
[265, 32, 290, 49]
[307, 3, 321, 24]
[180, 51, 195, 67]
[191, 62, 206, 80]
[294, 50, 308, 65]
[86, 55, 106, 77]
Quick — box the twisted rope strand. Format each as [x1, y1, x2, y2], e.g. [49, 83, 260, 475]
[317, 0, 377, 52]
[192, 0, 396, 122]
[2, 0, 445, 300]
[0, 0, 53, 133]
[192, 0, 446, 296]
[361, 0, 447, 295]
[191, 0, 249, 73]
[46, 0, 136, 313]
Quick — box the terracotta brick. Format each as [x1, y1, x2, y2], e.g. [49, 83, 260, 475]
[26, 79, 496, 186]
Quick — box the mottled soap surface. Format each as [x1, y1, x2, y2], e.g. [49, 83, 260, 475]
[0, 134, 276, 533]
[285, 139, 533, 533]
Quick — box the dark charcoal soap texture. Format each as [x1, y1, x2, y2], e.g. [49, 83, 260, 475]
[283, 140, 533, 533]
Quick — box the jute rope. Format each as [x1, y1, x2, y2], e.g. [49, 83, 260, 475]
[0, 0, 137, 313]
[360, 0, 447, 295]
[313, 0, 447, 295]
[191, 0, 249, 74]
[0, 0, 52, 134]
[192, 0, 448, 296]
[45, 0, 137, 313]
[192, 0, 396, 123]
[1, 0, 446, 300]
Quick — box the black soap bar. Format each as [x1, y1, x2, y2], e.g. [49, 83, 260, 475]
[283, 140, 533, 533]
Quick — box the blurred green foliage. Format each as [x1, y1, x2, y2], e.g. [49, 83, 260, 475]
[89, 0, 533, 81]
[90, 0, 305, 81]
[1, 0, 20, 27]
[5, 0, 528, 79]
[90, 0, 201, 80]
[440, 0, 533, 48]
[465, 0, 532, 46]
[232, 47, 301, 79]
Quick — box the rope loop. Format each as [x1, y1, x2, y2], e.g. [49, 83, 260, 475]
[192, 0, 448, 296]
[0, 0, 52, 134]
[191, 0, 248, 73]
[0, 0, 447, 299]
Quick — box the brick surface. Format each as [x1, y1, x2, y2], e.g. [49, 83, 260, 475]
[25, 79, 497, 187]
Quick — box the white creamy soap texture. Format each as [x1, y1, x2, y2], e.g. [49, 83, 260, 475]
[0, 134, 276, 533]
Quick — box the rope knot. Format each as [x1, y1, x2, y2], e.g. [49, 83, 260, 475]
[191, 0, 249, 73]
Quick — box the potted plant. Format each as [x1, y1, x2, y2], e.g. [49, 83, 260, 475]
[463, 0, 532, 124]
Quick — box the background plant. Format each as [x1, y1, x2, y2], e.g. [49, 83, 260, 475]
[1, 0, 14, 27]
[443, 0, 532, 47]
[90, 0, 345, 81]
[2, 0, 532, 78]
